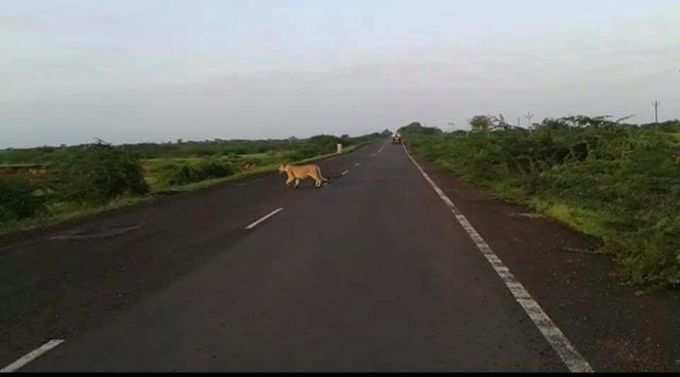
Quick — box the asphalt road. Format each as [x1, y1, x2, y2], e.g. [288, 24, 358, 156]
[4, 141, 576, 371]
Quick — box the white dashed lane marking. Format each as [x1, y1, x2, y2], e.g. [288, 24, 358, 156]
[1, 340, 65, 373]
[245, 208, 284, 230]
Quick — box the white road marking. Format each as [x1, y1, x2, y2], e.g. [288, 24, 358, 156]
[1, 339, 64, 373]
[245, 208, 284, 230]
[354, 162, 361, 167]
[402, 145, 593, 373]
[371, 143, 387, 157]
[341, 170, 349, 176]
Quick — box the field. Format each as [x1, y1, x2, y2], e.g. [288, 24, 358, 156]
[400, 118, 680, 289]
[0, 132, 386, 236]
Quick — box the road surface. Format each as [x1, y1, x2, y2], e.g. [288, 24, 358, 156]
[2, 141, 587, 371]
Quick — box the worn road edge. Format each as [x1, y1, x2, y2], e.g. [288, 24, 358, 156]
[402, 144, 593, 373]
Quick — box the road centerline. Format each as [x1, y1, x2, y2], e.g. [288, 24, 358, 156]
[245, 208, 284, 230]
[1, 340, 65, 373]
[371, 143, 387, 157]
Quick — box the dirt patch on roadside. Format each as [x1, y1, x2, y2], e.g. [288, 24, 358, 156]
[414, 156, 680, 372]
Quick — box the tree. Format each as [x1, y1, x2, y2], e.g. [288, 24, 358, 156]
[495, 114, 511, 130]
[469, 115, 493, 132]
[470, 114, 519, 132]
[399, 122, 443, 135]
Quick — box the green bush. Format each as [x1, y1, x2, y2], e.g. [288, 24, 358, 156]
[402, 117, 680, 288]
[0, 177, 46, 222]
[195, 159, 234, 179]
[288, 148, 319, 162]
[53, 141, 149, 204]
[0, 132, 384, 165]
[159, 164, 197, 186]
[159, 159, 234, 187]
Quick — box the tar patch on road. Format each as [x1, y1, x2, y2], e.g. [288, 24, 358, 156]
[49, 224, 143, 241]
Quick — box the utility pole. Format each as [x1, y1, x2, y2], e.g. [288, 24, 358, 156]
[653, 100, 660, 124]
[525, 112, 534, 128]
[517, 117, 521, 128]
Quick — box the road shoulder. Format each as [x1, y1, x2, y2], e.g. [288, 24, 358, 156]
[409, 152, 680, 372]
[0, 143, 373, 248]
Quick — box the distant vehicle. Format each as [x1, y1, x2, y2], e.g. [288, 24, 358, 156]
[392, 133, 402, 144]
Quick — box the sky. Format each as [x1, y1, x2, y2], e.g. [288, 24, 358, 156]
[2, 0, 680, 148]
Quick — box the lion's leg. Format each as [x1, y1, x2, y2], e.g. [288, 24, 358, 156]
[317, 168, 328, 183]
[294, 179, 300, 188]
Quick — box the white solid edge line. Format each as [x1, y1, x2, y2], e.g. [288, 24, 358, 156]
[245, 208, 284, 230]
[402, 144, 593, 373]
[341, 170, 349, 176]
[1, 339, 65, 373]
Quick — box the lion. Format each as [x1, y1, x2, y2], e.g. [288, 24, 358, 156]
[278, 163, 329, 188]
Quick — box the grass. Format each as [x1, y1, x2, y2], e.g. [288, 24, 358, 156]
[671, 132, 680, 145]
[0, 143, 367, 239]
[0, 196, 152, 237]
[401, 119, 680, 288]
[528, 199, 610, 239]
[437, 157, 609, 239]
[0, 163, 48, 168]
[152, 144, 363, 194]
[140, 150, 323, 192]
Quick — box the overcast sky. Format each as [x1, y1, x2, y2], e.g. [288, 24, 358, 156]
[2, 0, 679, 148]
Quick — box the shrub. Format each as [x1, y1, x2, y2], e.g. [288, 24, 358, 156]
[159, 164, 198, 186]
[288, 148, 319, 162]
[53, 141, 149, 204]
[0, 177, 46, 222]
[159, 159, 234, 187]
[194, 159, 234, 179]
[402, 117, 680, 288]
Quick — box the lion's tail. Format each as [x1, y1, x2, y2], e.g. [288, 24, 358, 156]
[318, 168, 330, 183]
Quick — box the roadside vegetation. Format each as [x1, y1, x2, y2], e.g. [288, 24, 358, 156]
[400, 118, 680, 289]
[0, 132, 386, 236]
